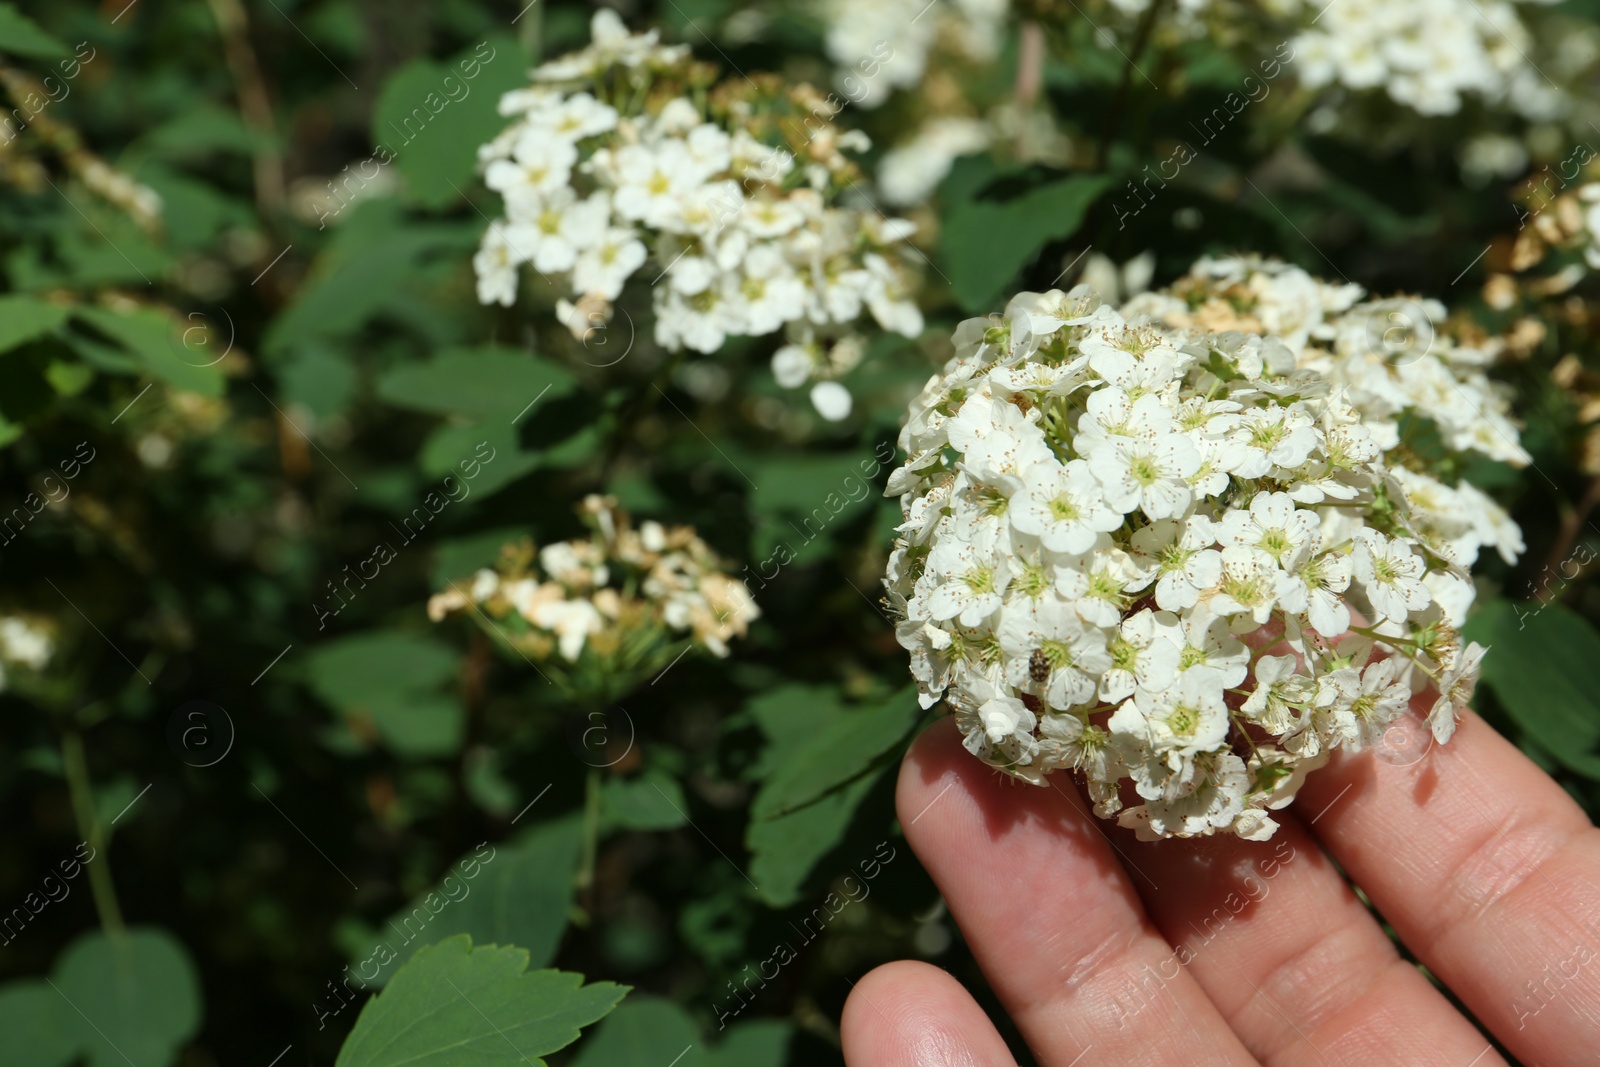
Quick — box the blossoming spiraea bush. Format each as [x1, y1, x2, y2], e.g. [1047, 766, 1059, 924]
[883, 259, 1525, 841]
[472, 11, 925, 420]
[429, 495, 758, 704]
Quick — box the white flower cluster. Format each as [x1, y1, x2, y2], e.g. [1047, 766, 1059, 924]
[819, 0, 1008, 110]
[1291, 0, 1566, 118]
[878, 118, 993, 208]
[884, 261, 1521, 841]
[1128, 256, 1533, 484]
[473, 11, 924, 420]
[0, 615, 53, 693]
[429, 495, 758, 698]
[1578, 183, 1600, 269]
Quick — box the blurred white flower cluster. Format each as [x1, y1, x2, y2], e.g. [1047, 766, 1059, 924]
[473, 11, 925, 420]
[0, 616, 54, 693]
[1290, 0, 1567, 118]
[819, 0, 1009, 110]
[883, 260, 1523, 840]
[430, 495, 758, 701]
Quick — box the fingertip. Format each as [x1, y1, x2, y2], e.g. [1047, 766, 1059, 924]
[841, 960, 1016, 1067]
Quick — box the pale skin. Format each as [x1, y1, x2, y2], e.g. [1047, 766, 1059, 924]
[841, 700, 1600, 1066]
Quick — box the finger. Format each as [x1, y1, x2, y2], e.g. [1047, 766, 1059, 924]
[841, 960, 1017, 1067]
[1297, 704, 1600, 1067]
[1122, 814, 1506, 1066]
[898, 718, 1259, 1066]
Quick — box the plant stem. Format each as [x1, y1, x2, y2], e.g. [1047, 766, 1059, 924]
[575, 763, 602, 902]
[1096, 0, 1167, 171]
[1539, 472, 1600, 597]
[203, 0, 285, 216]
[60, 730, 125, 936]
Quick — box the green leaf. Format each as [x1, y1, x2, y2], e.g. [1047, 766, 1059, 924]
[334, 936, 625, 1067]
[751, 687, 919, 819]
[746, 772, 879, 908]
[747, 449, 890, 562]
[0, 981, 76, 1067]
[378, 346, 574, 418]
[941, 174, 1112, 312]
[744, 684, 846, 781]
[73, 306, 225, 396]
[1465, 600, 1600, 778]
[366, 815, 585, 986]
[419, 420, 541, 499]
[433, 527, 524, 588]
[707, 1020, 792, 1067]
[570, 997, 706, 1067]
[278, 344, 357, 419]
[307, 632, 464, 757]
[52, 928, 203, 1067]
[263, 203, 476, 353]
[371, 37, 527, 208]
[0, 296, 68, 354]
[570, 997, 791, 1067]
[0, 4, 68, 57]
[602, 771, 689, 831]
[138, 105, 262, 161]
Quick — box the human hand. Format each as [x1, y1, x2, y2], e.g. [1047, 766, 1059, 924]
[841, 705, 1600, 1066]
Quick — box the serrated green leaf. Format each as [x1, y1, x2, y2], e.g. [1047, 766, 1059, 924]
[1465, 599, 1600, 778]
[52, 928, 202, 1067]
[334, 936, 625, 1067]
[0, 296, 68, 354]
[751, 687, 918, 819]
[0, 4, 68, 57]
[378, 346, 574, 417]
[941, 174, 1111, 312]
[366, 816, 585, 986]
